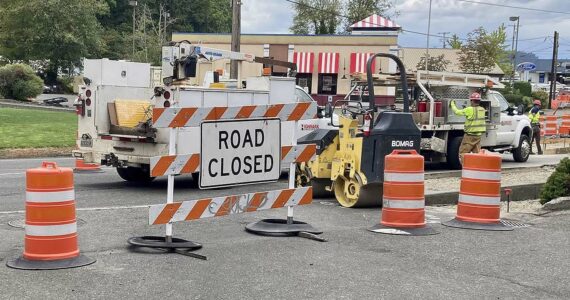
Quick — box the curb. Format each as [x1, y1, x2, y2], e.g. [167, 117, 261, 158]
[0, 101, 75, 113]
[425, 182, 544, 206]
[425, 165, 557, 180]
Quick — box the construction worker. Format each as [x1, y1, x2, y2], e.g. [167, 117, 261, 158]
[450, 92, 487, 163]
[528, 100, 543, 155]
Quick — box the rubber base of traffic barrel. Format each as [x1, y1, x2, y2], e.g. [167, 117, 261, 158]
[442, 218, 513, 231]
[6, 254, 96, 270]
[245, 219, 322, 236]
[368, 224, 439, 236]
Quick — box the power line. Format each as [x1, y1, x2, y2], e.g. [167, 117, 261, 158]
[455, 0, 570, 15]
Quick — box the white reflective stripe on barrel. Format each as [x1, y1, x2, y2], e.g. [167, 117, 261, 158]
[461, 169, 501, 181]
[458, 194, 500, 206]
[384, 172, 424, 182]
[25, 222, 77, 236]
[26, 189, 75, 203]
[382, 198, 425, 209]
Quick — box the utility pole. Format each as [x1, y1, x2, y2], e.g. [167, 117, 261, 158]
[425, 0, 433, 72]
[549, 31, 559, 109]
[129, 1, 138, 58]
[230, 0, 241, 80]
[509, 16, 520, 86]
[438, 32, 450, 48]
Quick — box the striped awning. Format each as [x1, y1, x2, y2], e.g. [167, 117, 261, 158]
[293, 52, 314, 73]
[350, 53, 376, 73]
[318, 52, 340, 74]
[350, 14, 400, 29]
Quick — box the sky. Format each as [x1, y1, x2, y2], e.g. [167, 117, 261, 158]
[240, 0, 570, 59]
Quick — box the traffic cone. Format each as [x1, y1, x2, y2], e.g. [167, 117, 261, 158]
[74, 158, 103, 173]
[6, 162, 96, 270]
[369, 150, 437, 236]
[442, 151, 512, 231]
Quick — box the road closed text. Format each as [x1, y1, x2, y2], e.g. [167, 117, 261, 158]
[200, 119, 281, 188]
[208, 129, 274, 177]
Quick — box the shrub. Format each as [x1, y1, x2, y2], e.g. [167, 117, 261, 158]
[540, 158, 570, 204]
[531, 90, 549, 107]
[503, 93, 524, 106]
[0, 64, 43, 101]
[513, 81, 532, 97]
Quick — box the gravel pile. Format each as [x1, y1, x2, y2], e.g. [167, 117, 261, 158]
[426, 166, 556, 193]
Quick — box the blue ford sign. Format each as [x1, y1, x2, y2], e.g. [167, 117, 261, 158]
[517, 62, 536, 71]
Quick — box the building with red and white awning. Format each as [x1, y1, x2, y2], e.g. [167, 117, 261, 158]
[350, 53, 376, 73]
[350, 14, 400, 30]
[318, 53, 340, 74]
[293, 52, 314, 73]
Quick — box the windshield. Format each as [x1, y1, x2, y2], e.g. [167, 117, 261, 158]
[295, 87, 314, 103]
[490, 92, 510, 112]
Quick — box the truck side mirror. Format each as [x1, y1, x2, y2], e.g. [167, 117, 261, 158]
[517, 104, 524, 115]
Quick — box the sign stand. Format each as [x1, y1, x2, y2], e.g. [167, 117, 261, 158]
[128, 111, 204, 259]
[245, 120, 323, 238]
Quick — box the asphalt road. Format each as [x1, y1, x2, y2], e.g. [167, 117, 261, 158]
[0, 155, 569, 299]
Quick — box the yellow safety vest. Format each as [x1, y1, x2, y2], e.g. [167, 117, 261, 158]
[528, 110, 540, 124]
[451, 102, 487, 136]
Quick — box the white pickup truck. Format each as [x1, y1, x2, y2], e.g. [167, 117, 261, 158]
[410, 71, 533, 169]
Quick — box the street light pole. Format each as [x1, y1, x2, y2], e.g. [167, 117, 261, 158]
[509, 16, 519, 86]
[425, 0, 432, 72]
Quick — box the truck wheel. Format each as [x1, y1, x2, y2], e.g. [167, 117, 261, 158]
[447, 136, 463, 170]
[513, 134, 531, 162]
[116, 167, 155, 183]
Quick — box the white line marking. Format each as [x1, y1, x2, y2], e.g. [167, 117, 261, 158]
[0, 204, 150, 215]
[0, 172, 25, 177]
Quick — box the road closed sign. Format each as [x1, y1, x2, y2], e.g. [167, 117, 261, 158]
[200, 118, 281, 189]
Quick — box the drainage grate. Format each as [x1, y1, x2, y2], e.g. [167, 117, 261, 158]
[500, 220, 531, 228]
[8, 218, 86, 229]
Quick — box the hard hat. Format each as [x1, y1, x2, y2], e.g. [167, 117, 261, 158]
[469, 92, 481, 101]
[533, 100, 541, 106]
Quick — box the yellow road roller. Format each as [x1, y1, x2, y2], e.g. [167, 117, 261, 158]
[297, 53, 420, 207]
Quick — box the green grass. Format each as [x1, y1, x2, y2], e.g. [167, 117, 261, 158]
[0, 107, 77, 149]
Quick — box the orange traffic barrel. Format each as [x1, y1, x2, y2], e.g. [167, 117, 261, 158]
[544, 116, 558, 136]
[559, 115, 570, 136]
[369, 150, 437, 236]
[539, 116, 546, 137]
[6, 162, 95, 270]
[443, 151, 512, 231]
[74, 158, 103, 173]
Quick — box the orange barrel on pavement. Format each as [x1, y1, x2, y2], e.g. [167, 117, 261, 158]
[6, 162, 95, 270]
[443, 151, 512, 231]
[369, 150, 437, 236]
[74, 158, 102, 173]
[559, 115, 570, 136]
[544, 116, 558, 136]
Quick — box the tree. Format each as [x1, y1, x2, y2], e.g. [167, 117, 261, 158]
[447, 34, 462, 49]
[0, 0, 109, 82]
[344, 0, 396, 31]
[459, 26, 508, 74]
[290, 0, 343, 34]
[416, 54, 451, 72]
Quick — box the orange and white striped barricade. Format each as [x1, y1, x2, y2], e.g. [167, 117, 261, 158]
[544, 116, 558, 137]
[539, 116, 546, 137]
[128, 102, 322, 256]
[7, 162, 95, 270]
[368, 150, 437, 236]
[559, 115, 570, 137]
[442, 151, 513, 231]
